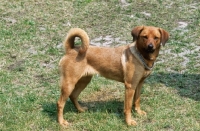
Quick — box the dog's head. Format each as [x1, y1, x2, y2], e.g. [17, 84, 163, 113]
[131, 26, 169, 53]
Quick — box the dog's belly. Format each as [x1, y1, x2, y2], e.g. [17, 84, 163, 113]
[100, 70, 124, 82]
[82, 65, 124, 82]
[82, 65, 99, 76]
[85, 46, 125, 82]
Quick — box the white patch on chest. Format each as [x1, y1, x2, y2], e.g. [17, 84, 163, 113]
[121, 50, 127, 73]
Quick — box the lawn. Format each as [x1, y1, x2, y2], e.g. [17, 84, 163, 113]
[0, 0, 200, 130]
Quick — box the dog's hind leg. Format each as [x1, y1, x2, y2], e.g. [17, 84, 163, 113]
[57, 80, 76, 126]
[70, 76, 92, 112]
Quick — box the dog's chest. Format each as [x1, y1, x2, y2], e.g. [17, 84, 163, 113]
[143, 70, 151, 78]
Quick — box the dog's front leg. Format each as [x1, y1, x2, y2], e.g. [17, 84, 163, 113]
[134, 79, 147, 115]
[124, 81, 137, 126]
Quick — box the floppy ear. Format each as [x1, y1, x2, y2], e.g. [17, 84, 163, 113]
[159, 28, 169, 46]
[131, 26, 144, 41]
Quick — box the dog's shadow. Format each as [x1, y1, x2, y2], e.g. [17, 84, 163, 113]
[42, 100, 124, 122]
[148, 72, 200, 101]
[42, 72, 200, 122]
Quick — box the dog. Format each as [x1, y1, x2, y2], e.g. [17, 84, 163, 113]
[57, 26, 169, 126]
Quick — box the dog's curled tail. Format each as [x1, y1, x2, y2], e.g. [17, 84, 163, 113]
[64, 28, 89, 54]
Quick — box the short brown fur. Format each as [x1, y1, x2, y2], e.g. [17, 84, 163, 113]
[57, 26, 169, 126]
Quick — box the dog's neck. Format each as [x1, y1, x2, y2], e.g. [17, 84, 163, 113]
[129, 42, 158, 70]
[140, 51, 157, 69]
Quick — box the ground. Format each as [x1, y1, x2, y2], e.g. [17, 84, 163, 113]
[0, 0, 200, 130]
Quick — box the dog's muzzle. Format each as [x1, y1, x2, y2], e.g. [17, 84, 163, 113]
[147, 44, 155, 53]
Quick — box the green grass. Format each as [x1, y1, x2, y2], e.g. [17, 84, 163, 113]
[0, 0, 200, 130]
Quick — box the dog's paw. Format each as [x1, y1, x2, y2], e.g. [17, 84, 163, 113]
[136, 109, 147, 116]
[59, 119, 70, 127]
[126, 119, 137, 126]
[78, 106, 88, 113]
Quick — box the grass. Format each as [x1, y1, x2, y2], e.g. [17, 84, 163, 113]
[0, 0, 200, 130]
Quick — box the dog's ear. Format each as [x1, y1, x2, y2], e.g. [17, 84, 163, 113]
[131, 26, 144, 41]
[159, 28, 169, 46]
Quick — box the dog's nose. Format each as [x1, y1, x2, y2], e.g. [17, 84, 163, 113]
[148, 44, 154, 49]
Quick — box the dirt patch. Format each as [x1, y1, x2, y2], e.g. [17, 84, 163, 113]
[90, 35, 126, 47]
[120, 0, 130, 7]
[7, 60, 25, 71]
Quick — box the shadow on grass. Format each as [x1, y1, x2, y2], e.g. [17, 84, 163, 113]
[42, 101, 83, 122]
[42, 100, 124, 122]
[42, 102, 57, 122]
[42, 72, 200, 123]
[148, 72, 200, 101]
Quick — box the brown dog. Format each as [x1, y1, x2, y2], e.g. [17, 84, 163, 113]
[57, 26, 169, 126]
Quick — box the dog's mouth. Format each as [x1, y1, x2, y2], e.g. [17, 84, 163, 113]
[145, 44, 155, 53]
[146, 48, 155, 53]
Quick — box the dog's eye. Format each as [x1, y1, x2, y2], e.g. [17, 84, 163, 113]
[154, 37, 159, 40]
[142, 36, 148, 39]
